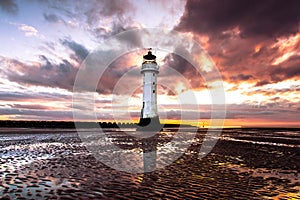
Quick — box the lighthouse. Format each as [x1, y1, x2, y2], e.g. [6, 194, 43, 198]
[138, 49, 161, 130]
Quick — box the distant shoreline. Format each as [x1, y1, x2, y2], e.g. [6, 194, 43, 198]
[0, 120, 299, 129]
[0, 120, 194, 129]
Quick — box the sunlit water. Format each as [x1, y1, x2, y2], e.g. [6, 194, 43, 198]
[0, 128, 299, 199]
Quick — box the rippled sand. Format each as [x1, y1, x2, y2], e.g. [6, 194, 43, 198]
[0, 128, 299, 199]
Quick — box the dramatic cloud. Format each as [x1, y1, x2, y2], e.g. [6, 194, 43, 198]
[230, 74, 253, 81]
[61, 39, 89, 61]
[42, 0, 137, 40]
[79, 0, 135, 25]
[161, 53, 205, 92]
[43, 13, 61, 23]
[0, 0, 18, 14]
[2, 56, 78, 91]
[270, 55, 300, 82]
[1, 50, 140, 96]
[0, 0, 299, 125]
[9, 104, 51, 110]
[176, 0, 300, 38]
[0, 107, 73, 119]
[0, 92, 66, 102]
[96, 53, 140, 95]
[175, 0, 300, 90]
[85, 0, 139, 39]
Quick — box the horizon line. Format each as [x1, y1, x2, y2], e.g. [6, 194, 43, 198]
[1, 120, 300, 129]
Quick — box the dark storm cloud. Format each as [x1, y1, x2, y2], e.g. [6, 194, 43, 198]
[44, 0, 135, 28]
[176, 0, 300, 38]
[80, 0, 134, 25]
[91, 18, 142, 42]
[42, 0, 137, 39]
[84, 0, 139, 40]
[92, 22, 127, 40]
[161, 52, 206, 91]
[230, 74, 253, 81]
[9, 104, 51, 110]
[78, 0, 135, 33]
[175, 0, 300, 89]
[2, 52, 139, 95]
[270, 56, 300, 82]
[0, 0, 18, 14]
[3, 56, 78, 91]
[43, 13, 60, 23]
[99, 0, 133, 17]
[96, 60, 140, 95]
[252, 55, 300, 86]
[114, 26, 143, 48]
[39, 55, 53, 70]
[162, 53, 193, 75]
[61, 39, 89, 61]
[255, 80, 270, 87]
[0, 107, 73, 118]
[0, 91, 70, 102]
[0, 92, 36, 101]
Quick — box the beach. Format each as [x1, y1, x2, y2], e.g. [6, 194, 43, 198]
[0, 128, 299, 199]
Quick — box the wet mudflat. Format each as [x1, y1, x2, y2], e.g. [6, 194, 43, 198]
[0, 128, 299, 199]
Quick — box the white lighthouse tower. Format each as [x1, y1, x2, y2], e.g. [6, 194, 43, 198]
[138, 49, 161, 130]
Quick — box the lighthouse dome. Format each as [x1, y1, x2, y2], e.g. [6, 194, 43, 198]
[143, 51, 156, 60]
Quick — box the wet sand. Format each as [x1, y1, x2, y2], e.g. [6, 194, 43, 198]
[0, 128, 299, 199]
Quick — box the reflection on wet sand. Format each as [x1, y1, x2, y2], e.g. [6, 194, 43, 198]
[0, 128, 299, 199]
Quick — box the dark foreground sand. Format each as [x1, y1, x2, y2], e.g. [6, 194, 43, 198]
[0, 128, 299, 199]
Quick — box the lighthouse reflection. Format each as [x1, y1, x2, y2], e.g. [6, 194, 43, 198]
[140, 133, 159, 172]
[94, 124, 196, 175]
[113, 129, 161, 173]
[101, 127, 166, 173]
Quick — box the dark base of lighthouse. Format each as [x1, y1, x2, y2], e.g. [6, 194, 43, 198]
[137, 116, 163, 132]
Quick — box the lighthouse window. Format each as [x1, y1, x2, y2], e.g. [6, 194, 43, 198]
[153, 73, 155, 76]
[153, 82, 155, 85]
[153, 90, 155, 93]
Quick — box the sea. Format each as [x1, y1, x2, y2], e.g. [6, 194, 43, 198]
[0, 127, 299, 199]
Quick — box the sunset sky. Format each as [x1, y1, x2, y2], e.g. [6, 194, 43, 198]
[0, 0, 299, 127]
